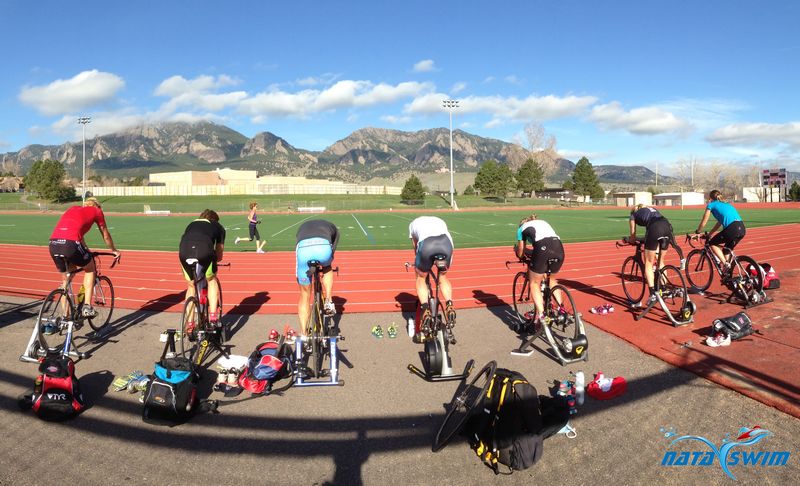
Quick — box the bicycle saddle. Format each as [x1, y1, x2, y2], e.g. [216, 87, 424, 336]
[185, 258, 199, 265]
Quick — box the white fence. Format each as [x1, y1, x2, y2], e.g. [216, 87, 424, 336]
[89, 183, 402, 197]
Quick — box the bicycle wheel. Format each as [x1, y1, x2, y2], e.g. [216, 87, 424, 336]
[731, 255, 764, 304]
[684, 249, 713, 291]
[620, 256, 646, 304]
[88, 276, 115, 331]
[658, 265, 688, 321]
[546, 284, 580, 355]
[512, 271, 533, 323]
[432, 360, 497, 453]
[214, 282, 225, 343]
[310, 290, 325, 378]
[37, 288, 73, 354]
[179, 296, 200, 359]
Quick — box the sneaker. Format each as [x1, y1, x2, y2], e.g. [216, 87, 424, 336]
[648, 293, 659, 303]
[216, 369, 229, 386]
[283, 326, 298, 344]
[371, 325, 383, 339]
[420, 308, 433, 335]
[324, 299, 336, 316]
[445, 301, 456, 327]
[185, 321, 196, 341]
[128, 376, 149, 393]
[522, 311, 535, 322]
[256, 249, 265, 254]
[407, 317, 415, 338]
[227, 369, 239, 386]
[81, 306, 98, 318]
[268, 328, 280, 341]
[706, 333, 731, 347]
[234, 237, 241, 245]
[387, 323, 397, 339]
[112, 370, 144, 391]
[603, 304, 614, 313]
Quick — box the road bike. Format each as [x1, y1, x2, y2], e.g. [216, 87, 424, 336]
[684, 232, 767, 308]
[618, 237, 695, 326]
[179, 259, 230, 366]
[509, 257, 588, 365]
[405, 258, 469, 382]
[21, 251, 119, 363]
[294, 260, 343, 387]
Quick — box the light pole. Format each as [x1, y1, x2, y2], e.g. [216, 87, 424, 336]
[78, 116, 91, 201]
[442, 99, 459, 209]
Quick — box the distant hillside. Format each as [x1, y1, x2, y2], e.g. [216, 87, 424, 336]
[1, 121, 672, 185]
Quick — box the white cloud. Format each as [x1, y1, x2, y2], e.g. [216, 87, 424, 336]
[154, 74, 239, 97]
[153, 74, 247, 117]
[19, 70, 125, 116]
[413, 59, 436, 72]
[381, 115, 413, 124]
[482, 76, 495, 84]
[504, 75, 522, 85]
[405, 93, 597, 121]
[295, 73, 339, 87]
[451, 82, 466, 94]
[706, 122, 800, 149]
[239, 80, 433, 119]
[656, 98, 750, 131]
[588, 101, 692, 135]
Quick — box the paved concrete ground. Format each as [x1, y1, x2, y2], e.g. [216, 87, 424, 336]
[0, 296, 797, 485]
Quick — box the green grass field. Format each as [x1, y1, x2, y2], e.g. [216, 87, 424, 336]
[2, 207, 796, 251]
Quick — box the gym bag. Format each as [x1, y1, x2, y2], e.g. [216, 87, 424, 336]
[749, 262, 780, 290]
[142, 331, 199, 423]
[238, 340, 294, 395]
[461, 368, 569, 474]
[712, 311, 755, 341]
[31, 354, 85, 421]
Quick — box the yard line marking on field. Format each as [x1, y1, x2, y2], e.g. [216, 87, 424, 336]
[450, 230, 479, 239]
[271, 216, 313, 238]
[351, 214, 376, 244]
[0, 224, 16, 226]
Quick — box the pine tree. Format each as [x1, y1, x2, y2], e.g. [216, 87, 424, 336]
[571, 157, 603, 200]
[401, 174, 425, 204]
[516, 158, 545, 196]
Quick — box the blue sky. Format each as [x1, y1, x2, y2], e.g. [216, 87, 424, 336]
[2, 0, 799, 174]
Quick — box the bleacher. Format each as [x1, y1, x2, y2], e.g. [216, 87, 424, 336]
[143, 204, 171, 216]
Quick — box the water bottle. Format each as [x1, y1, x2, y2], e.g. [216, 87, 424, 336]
[567, 394, 577, 415]
[34, 375, 43, 395]
[77, 285, 86, 304]
[680, 258, 686, 271]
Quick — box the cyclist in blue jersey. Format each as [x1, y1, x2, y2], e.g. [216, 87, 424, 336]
[694, 190, 746, 271]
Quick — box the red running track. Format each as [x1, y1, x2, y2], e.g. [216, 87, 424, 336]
[3, 224, 799, 417]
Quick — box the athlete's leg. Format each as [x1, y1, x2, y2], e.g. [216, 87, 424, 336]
[298, 283, 312, 334]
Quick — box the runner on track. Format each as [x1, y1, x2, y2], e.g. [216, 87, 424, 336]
[235, 201, 266, 253]
[628, 204, 676, 305]
[296, 219, 339, 335]
[693, 189, 746, 271]
[408, 216, 456, 340]
[179, 209, 225, 329]
[514, 213, 565, 324]
[48, 197, 120, 318]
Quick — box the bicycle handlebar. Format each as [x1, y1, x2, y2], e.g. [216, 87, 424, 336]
[685, 232, 709, 249]
[92, 251, 121, 269]
[504, 259, 528, 269]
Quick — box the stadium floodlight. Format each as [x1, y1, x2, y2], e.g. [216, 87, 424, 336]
[442, 99, 460, 209]
[78, 116, 92, 201]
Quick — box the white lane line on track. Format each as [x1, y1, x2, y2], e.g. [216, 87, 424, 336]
[271, 216, 313, 238]
[351, 213, 375, 243]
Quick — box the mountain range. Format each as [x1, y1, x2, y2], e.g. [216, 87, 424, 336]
[1, 121, 674, 186]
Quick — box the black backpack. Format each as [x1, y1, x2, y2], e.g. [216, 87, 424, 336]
[30, 354, 85, 421]
[461, 368, 569, 474]
[712, 311, 755, 341]
[142, 331, 199, 424]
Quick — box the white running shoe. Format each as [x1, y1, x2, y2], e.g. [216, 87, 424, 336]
[706, 333, 731, 347]
[234, 237, 241, 245]
[324, 300, 336, 316]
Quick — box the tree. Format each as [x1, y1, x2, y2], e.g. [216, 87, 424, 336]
[524, 122, 559, 181]
[463, 184, 476, 196]
[400, 174, 425, 204]
[789, 181, 800, 201]
[570, 157, 603, 201]
[474, 160, 515, 200]
[515, 158, 545, 196]
[24, 159, 75, 201]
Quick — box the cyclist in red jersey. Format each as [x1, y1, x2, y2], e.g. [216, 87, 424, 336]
[49, 197, 120, 317]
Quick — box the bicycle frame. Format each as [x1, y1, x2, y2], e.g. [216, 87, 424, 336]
[184, 259, 229, 366]
[294, 261, 342, 387]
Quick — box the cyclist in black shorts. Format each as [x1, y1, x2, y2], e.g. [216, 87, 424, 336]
[515, 213, 565, 323]
[179, 209, 226, 328]
[628, 204, 676, 304]
[408, 216, 456, 338]
[694, 189, 746, 271]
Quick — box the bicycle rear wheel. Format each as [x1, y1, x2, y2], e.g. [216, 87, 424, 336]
[620, 256, 646, 304]
[512, 271, 533, 323]
[179, 296, 200, 359]
[546, 285, 581, 355]
[37, 288, 72, 354]
[731, 255, 764, 304]
[88, 276, 115, 331]
[213, 282, 226, 343]
[658, 265, 688, 321]
[310, 290, 325, 378]
[432, 360, 496, 452]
